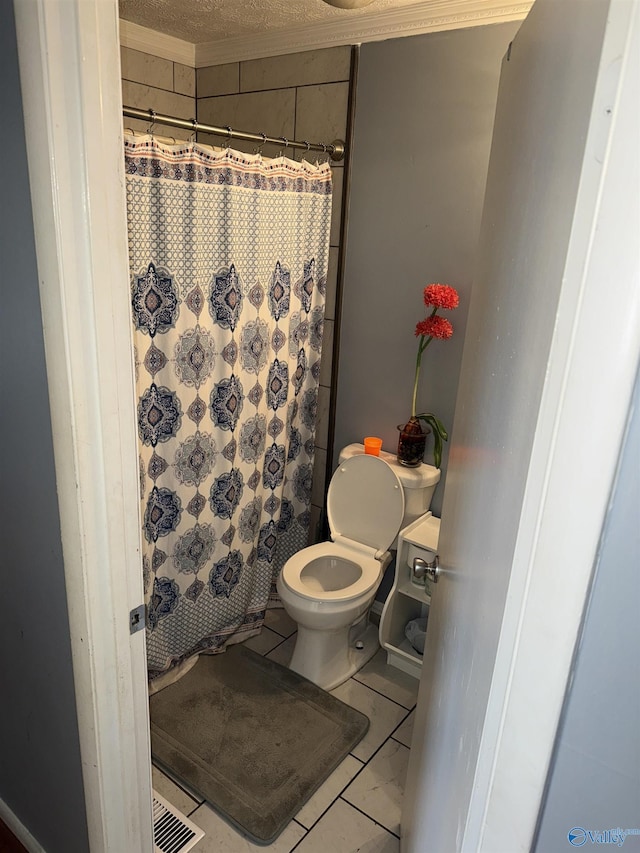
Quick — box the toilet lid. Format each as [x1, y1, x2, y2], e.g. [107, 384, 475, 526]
[327, 455, 405, 553]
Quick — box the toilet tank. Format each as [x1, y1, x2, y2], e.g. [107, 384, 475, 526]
[338, 443, 440, 533]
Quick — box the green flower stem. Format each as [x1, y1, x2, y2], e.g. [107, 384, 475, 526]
[414, 413, 449, 468]
[411, 308, 437, 418]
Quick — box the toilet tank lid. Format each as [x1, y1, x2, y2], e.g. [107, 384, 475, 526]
[338, 443, 440, 489]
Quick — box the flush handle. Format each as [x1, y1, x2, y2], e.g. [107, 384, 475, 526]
[413, 555, 440, 584]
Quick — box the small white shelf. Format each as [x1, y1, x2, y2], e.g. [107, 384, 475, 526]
[383, 636, 425, 677]
[379, 512, 440, 680]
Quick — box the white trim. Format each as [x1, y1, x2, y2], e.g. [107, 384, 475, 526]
[13, 2, 153, 852]
[0, 797, 46, 853]
[196, 1, 531, 67]
[119, 18, 196, 66]
[464, 0, 640, 849]
[118, 0, 531, 68]
[195, 1, 531, 66]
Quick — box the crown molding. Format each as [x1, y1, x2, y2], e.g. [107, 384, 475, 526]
[195, 0, 532, 67]
[119, 19, 196, 66]
[118, 0, 531, 69]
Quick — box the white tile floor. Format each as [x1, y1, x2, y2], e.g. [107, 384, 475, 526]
[153, 611, 419, 852]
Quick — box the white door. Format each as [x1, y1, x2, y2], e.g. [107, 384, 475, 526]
[403, 0, 640, 851]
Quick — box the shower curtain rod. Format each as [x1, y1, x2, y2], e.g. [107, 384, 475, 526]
[122, 106, 345, 162]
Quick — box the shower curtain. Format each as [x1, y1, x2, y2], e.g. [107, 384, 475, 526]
[125, 137, 332, 678]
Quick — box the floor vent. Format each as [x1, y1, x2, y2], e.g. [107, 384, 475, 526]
[153, 791, 204, 853]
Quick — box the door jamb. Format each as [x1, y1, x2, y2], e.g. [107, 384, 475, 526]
[13, 1, 153, 850]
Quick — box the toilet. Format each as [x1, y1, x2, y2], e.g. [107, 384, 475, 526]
[277, 443, 440, 690]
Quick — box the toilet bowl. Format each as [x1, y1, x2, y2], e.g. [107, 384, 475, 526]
[277, 452, 407, 690]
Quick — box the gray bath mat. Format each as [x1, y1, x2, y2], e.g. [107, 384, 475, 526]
[150, 644, 369, 845]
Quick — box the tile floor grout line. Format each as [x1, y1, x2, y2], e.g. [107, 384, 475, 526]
[388, 707, 413, 739]
[277, 716, 407, 847]
[289, 828, 308, 852]
[292, 818, 308, 832]
[342, 737, 411, 819]
[263, 613, 296, 640]
[337, 796, 402, 840]
[264, 628, 292, 645]
[260, 633, 290, 655]
[317, 724, 411, 839]
[267, 628, 291, 640]
[295, 754, 367, 833]
[349, 712, 411, 769]
[339, 719, 412, 829]
[390, 733, 411, 748]
[351, 673, 417, 711]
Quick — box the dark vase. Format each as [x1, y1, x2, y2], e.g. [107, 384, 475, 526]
[397, 417, 430, 467]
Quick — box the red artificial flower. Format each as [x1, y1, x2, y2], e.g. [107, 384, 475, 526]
[415, 315, 453, 340]
[423, 283, 459, 310]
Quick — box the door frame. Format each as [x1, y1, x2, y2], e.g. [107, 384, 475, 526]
[13, 2, 153, 851]
[12, 0, 639, 851]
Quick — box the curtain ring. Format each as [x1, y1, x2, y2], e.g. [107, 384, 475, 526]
[254, 132, 267, 155]
[147, 109, 156, 135]
[224, 125, 233, 148]
[302, 140, 311, 161]
[278, 137, 288, 158]
[190, 117, 197, 142]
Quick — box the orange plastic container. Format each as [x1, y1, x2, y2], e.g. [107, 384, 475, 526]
[363, 437, 383, 456]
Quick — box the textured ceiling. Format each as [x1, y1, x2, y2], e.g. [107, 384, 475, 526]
[119, 0, 428, 44]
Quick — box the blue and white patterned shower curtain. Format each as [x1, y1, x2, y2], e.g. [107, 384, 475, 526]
[125, 137, 332, 679]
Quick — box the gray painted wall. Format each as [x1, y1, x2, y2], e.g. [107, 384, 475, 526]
[0, 6, 89, 851]
[334, 23, 519, 517]
[534, 369, 640, 851]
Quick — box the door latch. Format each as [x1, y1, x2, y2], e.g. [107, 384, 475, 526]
[129, 604, 145, 634]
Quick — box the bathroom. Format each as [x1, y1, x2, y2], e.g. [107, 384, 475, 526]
[119, 9, 499, 845]
[122, 0, 524, 840]
[2, 0, 638, 851]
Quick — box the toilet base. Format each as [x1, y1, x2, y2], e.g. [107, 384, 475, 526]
[289, 619, 380, 691]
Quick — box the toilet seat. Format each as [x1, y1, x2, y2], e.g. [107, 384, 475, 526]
[280, 455, 406, 604]
[280, 540, 382, 603]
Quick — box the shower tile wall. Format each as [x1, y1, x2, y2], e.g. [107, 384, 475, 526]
[197, 47, 353, 544]
[121, 47, 196, 138]
[120, 45, 351, 544]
